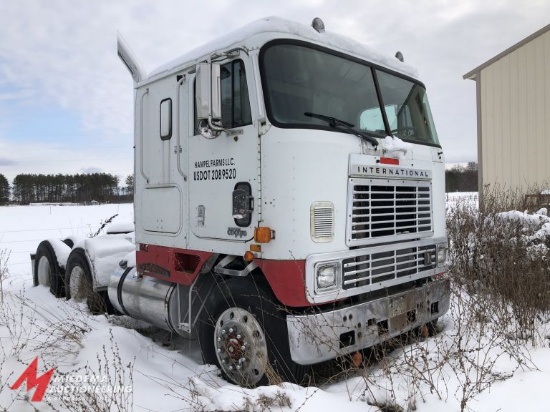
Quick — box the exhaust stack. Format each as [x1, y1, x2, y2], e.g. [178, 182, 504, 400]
[117, 32, 146, 83]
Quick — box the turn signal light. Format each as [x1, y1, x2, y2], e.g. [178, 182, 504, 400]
[249, 244, 262, 253]
[244, 251, 255, 262]
[254, 227, 274, 243]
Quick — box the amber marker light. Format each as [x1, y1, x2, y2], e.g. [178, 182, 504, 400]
[249, 244, 262, 253]
[254, 227, 273, 243]
[244, 251, 255, 262]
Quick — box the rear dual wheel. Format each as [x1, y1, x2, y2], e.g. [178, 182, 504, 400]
[34, 240, 66, 297]
[65, 248, 112, 314]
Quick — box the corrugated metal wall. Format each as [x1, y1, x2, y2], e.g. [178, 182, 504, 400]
[479, 30, 550, 191]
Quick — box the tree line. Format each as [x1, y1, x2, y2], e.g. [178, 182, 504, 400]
[0, 165, 476, 205]
[0, 173, 134, 205]
[445, 163, 478, 192]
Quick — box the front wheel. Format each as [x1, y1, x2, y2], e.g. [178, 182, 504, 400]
[198, 278, 306, 387]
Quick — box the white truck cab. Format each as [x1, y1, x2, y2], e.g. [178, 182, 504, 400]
[109, 16, 450, 387]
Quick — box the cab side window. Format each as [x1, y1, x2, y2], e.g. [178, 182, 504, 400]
[194, 60, 252, 134]
[220, 60, 252, 128]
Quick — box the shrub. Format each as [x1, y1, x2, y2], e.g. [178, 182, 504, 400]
[447, 186, 550, 341]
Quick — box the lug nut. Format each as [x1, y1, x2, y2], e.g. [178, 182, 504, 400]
[236, 334, 242, 339]
[221, 329, 226, 334]
[229, 327, 234, 333]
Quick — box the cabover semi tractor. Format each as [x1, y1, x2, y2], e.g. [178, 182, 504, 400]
[32, 17, 450, 387]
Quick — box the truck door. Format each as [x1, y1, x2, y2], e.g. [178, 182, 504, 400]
[138, 79, 187, 241]
[188, 58, 258, 242]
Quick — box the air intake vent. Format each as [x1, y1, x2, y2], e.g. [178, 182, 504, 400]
[311, 202, 334, 242]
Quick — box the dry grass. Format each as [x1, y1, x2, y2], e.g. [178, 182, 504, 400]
[448, 186, 550, 340]
[301, 186, 549, 411]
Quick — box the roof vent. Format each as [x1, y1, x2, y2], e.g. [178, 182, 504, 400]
[312, 17, 325, 33]
[395, 51, 404, 62]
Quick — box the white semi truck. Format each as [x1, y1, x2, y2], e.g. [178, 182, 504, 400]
[32, 16, 450, 387]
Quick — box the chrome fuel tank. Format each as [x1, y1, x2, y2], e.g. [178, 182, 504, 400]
[108, 266, 182, 334]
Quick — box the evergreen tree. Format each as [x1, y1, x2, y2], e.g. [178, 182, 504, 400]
[125, 174, 134, 196]
[0, 173, 9, 204]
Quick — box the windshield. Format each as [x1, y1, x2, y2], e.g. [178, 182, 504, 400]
[374, 70, 439, 144]
[260, 42, 439, 146]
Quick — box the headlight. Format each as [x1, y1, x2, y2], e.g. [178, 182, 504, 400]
[436, 245, 447, 267]
[315, 262, 340, 291]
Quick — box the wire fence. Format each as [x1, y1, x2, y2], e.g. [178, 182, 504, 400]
[0, 203, 133, 275]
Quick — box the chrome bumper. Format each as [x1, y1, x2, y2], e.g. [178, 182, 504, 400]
[286, 278, 450, 365]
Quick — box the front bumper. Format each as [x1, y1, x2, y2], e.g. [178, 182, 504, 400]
[286, 278, 450, 365]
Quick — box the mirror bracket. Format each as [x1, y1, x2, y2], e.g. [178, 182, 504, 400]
[196, 61, 224, 139]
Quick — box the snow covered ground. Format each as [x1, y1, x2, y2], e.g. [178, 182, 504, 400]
[1, 201, 549, 411]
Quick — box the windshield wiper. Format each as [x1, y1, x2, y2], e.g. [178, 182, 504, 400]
[304, 112, 379, 147]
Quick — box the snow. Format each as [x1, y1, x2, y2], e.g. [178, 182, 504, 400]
[46, 238, 72, 269]
[106, 220, 135, 234]
[81, 234, 135, 288]
[1, 199, 550, 411]
[474, 349, 550, 411]
[382, 135, 413, 159]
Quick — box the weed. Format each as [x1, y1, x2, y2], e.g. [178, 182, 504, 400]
[48, 330, 134, 412]
[89, 214, 118, 237]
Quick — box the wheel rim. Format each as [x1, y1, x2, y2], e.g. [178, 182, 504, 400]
[37, 256, 51, 286]
[214, 307, 268, 386]
[69, 266, 87, 301]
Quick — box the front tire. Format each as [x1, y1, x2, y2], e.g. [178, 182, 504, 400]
[198, 278, 306, 387]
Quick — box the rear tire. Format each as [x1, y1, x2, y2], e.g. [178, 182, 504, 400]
[65, 248, 108, 315]
[198, 277, 307, 387]
[34, 240, 66, 298]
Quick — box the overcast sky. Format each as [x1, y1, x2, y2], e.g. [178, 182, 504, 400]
[0, 0, 549, 183]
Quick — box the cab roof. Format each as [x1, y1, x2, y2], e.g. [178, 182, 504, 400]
[144, 16, 418, 84]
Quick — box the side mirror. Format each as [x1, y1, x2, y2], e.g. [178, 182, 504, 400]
[196, 62, 222, 123]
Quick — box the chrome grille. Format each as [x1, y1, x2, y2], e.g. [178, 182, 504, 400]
[342, 245, 436, 290]
[347, 179, 432, 246]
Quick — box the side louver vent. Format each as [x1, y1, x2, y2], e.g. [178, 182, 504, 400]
[311, 202, 334, 242]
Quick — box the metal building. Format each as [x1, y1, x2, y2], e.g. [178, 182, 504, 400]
[464, 24, 550, 193]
